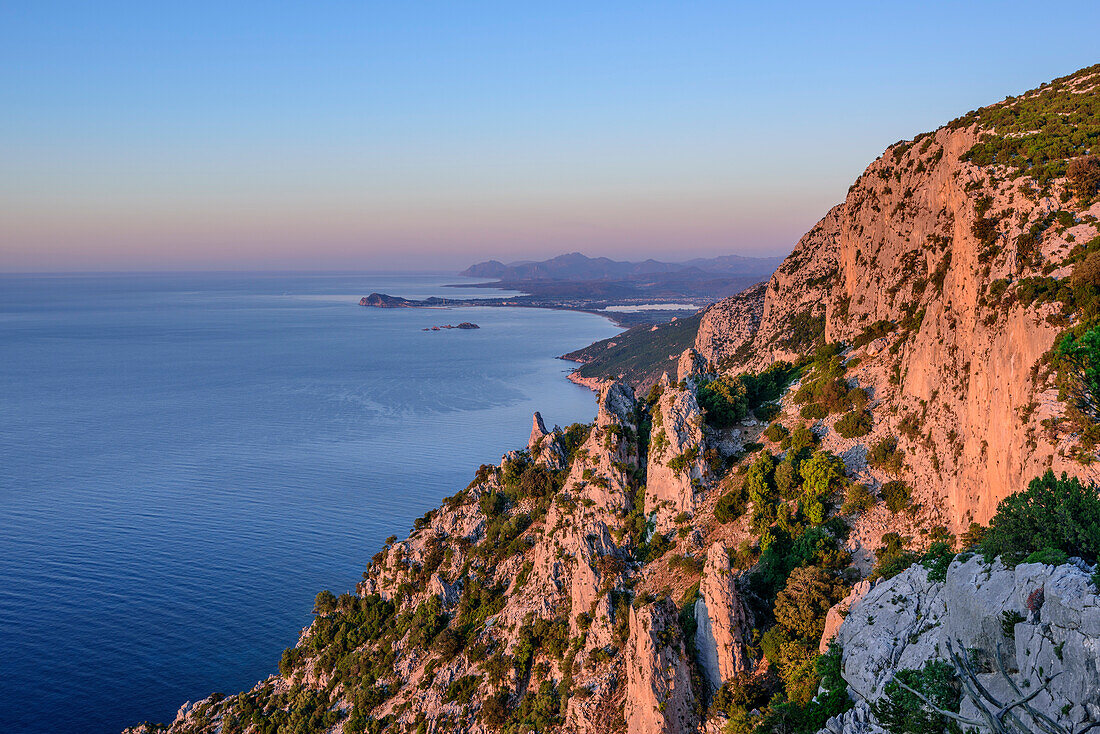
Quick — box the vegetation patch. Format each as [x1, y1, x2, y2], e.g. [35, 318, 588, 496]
[955, 64, 1100, 184]
[834, 410, 873, 438]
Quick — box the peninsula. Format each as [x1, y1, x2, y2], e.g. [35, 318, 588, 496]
[359, 253, 783, 327]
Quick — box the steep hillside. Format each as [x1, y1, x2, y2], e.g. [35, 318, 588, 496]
[697, 63, 1100, 530]
[128, 65, 1100, 734]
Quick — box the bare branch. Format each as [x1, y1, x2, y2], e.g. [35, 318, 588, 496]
[872, 639, 1097, 734]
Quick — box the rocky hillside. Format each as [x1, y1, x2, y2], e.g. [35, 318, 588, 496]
[696, 64, 1100, 530]
[128, 65, 1100, 734]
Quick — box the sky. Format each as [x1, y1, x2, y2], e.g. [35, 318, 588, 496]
[2, 1, 1099, 272]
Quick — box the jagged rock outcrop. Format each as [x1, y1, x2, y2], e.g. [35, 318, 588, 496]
[528, 411, 568, 469]
[563, 380, 640, 512]
[822, 556, 1100, 734]
[625, 599, 698, 734]
[677, 348, 708, 386]
[530, 411, 550, 446]
[695, 282, 767, 367]
[646, 374, 708, 532]
[694, 542, 750, 690]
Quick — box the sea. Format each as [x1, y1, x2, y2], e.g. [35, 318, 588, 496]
[0, 272, 621, 734]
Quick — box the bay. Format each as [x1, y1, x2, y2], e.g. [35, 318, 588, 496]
[0, 272, 620, 733]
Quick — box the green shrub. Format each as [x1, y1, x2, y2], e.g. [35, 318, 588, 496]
[867, 436, 905, 475]
[980, 470, 1100, 565]
[748, 525, 849, 617]
[1022, 547, 1070, 566]
[848, 387, 870, 411]
[774, 458, 799, 499]
[500, 680, 562, 734]
[871, 533, 919, 581]
[787, 422, 818, 455]
[834, 410, 873, 438]
[1001, 610, 1026, 639]
[443, 675, 481, 704]
[764, 422, 790, 443]
[920, 541, 956, 582]
[959, 522, 987, 549]
[841, 483, 877, 515]
[800, 403, 829, 420]
[667, 446, 699, 474]
[714, 487, 747, 523]
[1067, 154, 1100, 200]
[853, 320, 896, 348]
[697, 375, 749, 428]
[881, 481, 912, 513]
[313, 590, 337, 615]
[1057, 324, 1100, 426]
[712, 673, 770, 717]
[800, 451, 847, 525]
[774, 566, 845, 642]
[746, 451, 779, 530]
[754, 402, 781, 423]
[481, 691, 511, 727]
[434, 627, 466, 660]
[872, 660, 962, 734]
[754, 643, 851, 732]
[560, 423, 591, 460]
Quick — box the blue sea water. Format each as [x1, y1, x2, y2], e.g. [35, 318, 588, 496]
[0, 272, 620, 734]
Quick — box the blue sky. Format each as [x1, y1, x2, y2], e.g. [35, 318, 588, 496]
[2, 1, 1098, 270]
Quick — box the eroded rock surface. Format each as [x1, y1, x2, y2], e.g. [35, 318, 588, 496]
[694, 542, 750, 690]
[823, 556, 1100, 734]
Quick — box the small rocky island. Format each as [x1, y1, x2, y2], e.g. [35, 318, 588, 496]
[360, 293, 450, 308]
[423, 322, 479, 331]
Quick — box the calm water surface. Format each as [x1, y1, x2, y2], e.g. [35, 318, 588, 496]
[0, 272, 620, 733]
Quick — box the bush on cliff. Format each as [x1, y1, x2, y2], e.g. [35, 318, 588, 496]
[774, 566, 845, 643]
[1057, 323, 1100, 427]
[752, 644, 852, 734]
[697, 374, 749, 428]
[841, 483, 877, 515]
[881, 480, 912, 513]
[870, 533, 919, 582]
[980, 470, 1100, 566]
[834, 410, 872, 438]
[698, 361, 800, 429]
[799, 451, 847, 525]
[872, 660, 962, 734]
[867, 436, 905, 475]
[1067, 154, 1100, 200]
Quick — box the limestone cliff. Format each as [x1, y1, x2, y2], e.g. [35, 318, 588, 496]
[625, 600, 698, 734]
[696, 69, 1100, 529]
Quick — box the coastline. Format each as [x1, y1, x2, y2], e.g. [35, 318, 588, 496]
[564, 370, 604, 392]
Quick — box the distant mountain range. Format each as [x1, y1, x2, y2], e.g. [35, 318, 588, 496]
[459, 251, 784, 281]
